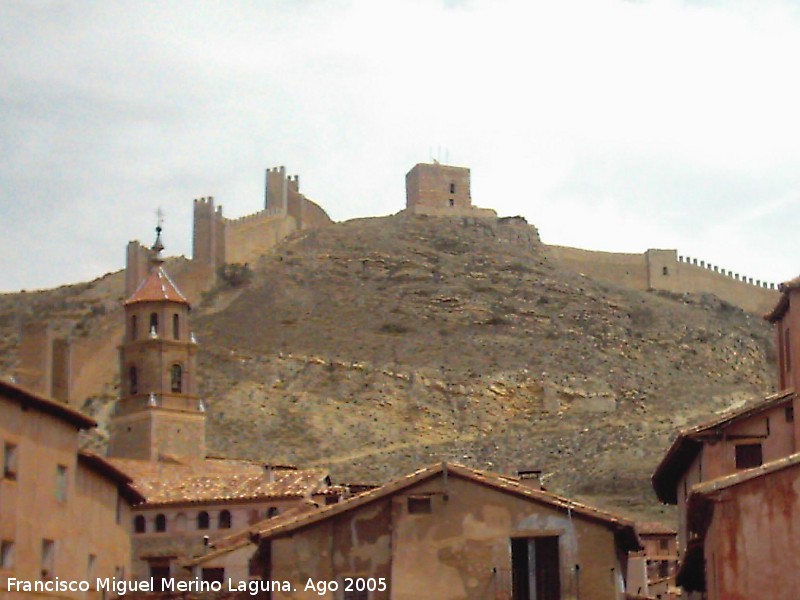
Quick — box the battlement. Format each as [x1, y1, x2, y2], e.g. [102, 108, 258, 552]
[677, 255, 777, 290]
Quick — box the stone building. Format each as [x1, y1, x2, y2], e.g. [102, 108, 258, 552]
[107, 227, 344, 582]
[652, 274, 800, 599]
[250, 462, 641, 600]
[405, 162, 496, 218]
[0, 379, 143, 600]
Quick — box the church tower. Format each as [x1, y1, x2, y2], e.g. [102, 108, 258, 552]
[107, 226, 206, 460]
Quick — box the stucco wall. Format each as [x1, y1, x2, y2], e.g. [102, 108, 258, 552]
[265, 474, 627, 600]
[703, 465, 800, 600]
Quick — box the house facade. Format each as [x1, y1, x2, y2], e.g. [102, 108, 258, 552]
[0, 380, 142, 600]
[251, 463, 640, 600]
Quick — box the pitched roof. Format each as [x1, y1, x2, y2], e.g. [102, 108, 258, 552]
[691, 450, 800, 498]
[637, 521, 677, 536]
[652, 389, 794, 504]
[764, 274, 800, 322]
[78, 451, 145, 504]
[0, 378, 96, 429]
[107, 456, 328, 507]
[124, 265, 189, 306]
[252, 462, 641, 552]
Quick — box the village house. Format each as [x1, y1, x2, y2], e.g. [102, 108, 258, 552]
[247, 462, 640, 600]
[652, 275, 800, 599]
[106, 226, 345, 582]
[0, 379, 143, 600]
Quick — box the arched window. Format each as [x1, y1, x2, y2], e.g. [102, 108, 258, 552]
[198, 511, 210, 530]
[131, 315, 137, 340]
[219, 510, 232, 529]
[149, 313, 159, 335]
[155, 514, 167, 532]
[173, 313, 180, 340]
[171, 364, 183, 393]
[266, 507, 279, 518]
[129, 366, 138, 395]
[133, 515, 146, 533]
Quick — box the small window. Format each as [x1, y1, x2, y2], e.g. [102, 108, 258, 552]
[448, 199, 455, 207]
[3, 443, 17, 480]
[129, 366, 138, 395]
[1, 541, 14, 569]
[198, 511, 210, 530]
[155, 514, 167, 532]
[659, 561, 670, 577]
[55, 465, 67, 502]
[131, 315, 138, 340]
[150, 313, 159, 336]
[662, 266, 669, 276]
[266, 507, 279, 518]
[173, 313, 180, 340]
[735, 443, 763, 470]
[134, 515, 146, 533]
[787, 405, 795, 423]
[659, 538, 669, 551]
[202, 568, 225, 583]
[171, 364, 182, 393]
[41, 539, 55, 579]
[324, 496, 339, 505]
[407, 496, 432, 514]
[449, 183, 455, 194]
[219, 510, 232, 529]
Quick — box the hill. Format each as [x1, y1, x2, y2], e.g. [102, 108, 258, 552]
[0, 213, 777, 521]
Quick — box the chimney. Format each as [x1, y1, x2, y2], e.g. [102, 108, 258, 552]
[517, 469, 545, 490]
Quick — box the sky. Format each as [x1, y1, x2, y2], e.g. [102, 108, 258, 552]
[2, 0, 800, 292]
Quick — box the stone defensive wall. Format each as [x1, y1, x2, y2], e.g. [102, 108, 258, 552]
[224, 210, 299, 265]
[547, 245, 779, 315]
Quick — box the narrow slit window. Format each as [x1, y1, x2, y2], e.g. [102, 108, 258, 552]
[150, 313, 159, 336]
[41, 540, 55, 579]
[173, 314, 180, 340]
[449, 183, 455, 194]
[55, 465, 67, 502]
[131, 315, 137, 340]
[3, 443, 17, 480]
[129, 366, 138, 395]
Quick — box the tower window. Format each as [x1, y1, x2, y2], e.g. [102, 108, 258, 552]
[149, 313, 158, 336]
[1, 541, 14, 569]
[41, 540, 55, 579]
[173, 314, 180, 340]
[662, 266, 669, 276]
[171, 364, 183, 393]
[55, 465, 67, 502]
[219, 510, 232, 529]
[3, 443, 17, 480]
[450, 183, 456, 194]
[131, 315, 137, 340]
[129, 366, 138, 395]
[155, 514, 167, 532]
[198, 511, 210, 530]
[134, 515, 146, 533]
[449, 199, 455, 207]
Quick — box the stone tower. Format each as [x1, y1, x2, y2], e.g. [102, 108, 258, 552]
[108, 227, 206, 460]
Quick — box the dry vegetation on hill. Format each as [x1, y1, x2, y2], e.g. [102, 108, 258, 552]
[0, 213, 777, 521]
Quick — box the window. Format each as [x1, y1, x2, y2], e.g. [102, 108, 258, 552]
[735, 443, 763, 470]
[41, 539, 55, 579]
[55, 465, 67, 502]
[448, 199, 455, 207]
[659, 538, 669, 552]
[149, 313, 159, 336]
[0, 541, 14, 569]
[198, 511, 210, 530]
[134, 515, 146, 533]
[129, 366, 138, 395]
[662, 266, 669, 276]
[202, 568, 225, 583]
[407, 496, 432, 514]
[155, 514, 167, 532]
[324, 496, 339, 505]
[449, 183, 455, 194]
[3, 443, 17, 480]
[511, 537, 561, 600]
[173, 314, 180, 340]
[170, 364, 182, 393]
[131, 315, 137, 340]
[266, 507, 279, 518]
[787, 405, 795, 423]
[219, 510, 232, 529]
[658, 561, 670, 578]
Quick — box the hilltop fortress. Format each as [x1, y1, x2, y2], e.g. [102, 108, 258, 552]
[14, 161, 779, 406]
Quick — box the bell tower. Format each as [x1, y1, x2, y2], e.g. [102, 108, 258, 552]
[107, 226, 206, 460]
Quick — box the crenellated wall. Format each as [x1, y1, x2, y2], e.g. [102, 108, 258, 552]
[548, 245, 779, 315]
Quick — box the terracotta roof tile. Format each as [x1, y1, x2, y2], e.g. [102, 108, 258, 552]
[124, 266, 189, 306]
[107, 457, 328, 507]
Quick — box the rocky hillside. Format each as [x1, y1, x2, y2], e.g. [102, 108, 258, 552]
[0, 213, 778, 522]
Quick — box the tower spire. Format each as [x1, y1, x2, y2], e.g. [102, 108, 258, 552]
[151, 208, 165, 263]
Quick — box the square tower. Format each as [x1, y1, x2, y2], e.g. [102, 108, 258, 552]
[406, 163, 472, 215]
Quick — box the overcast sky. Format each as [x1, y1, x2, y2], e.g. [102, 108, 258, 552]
[2, 0, 800, 292]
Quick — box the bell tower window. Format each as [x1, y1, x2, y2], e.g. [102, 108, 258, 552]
[150, 313, 159, 336]
[173, 314, 180, 340]
[131, 315, 137, 340]
[171, 364, 183, 393]
[129, 366, 138, 395]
